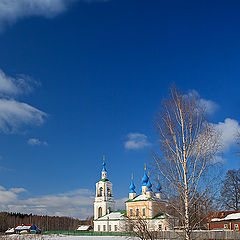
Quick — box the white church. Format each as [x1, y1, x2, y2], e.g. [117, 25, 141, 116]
[93, 158, 173, 232]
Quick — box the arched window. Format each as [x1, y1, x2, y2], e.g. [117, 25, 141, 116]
[142, 207, 146, 217]
[99, 187, 103, 196]
[98, 207, 102, 218]
[107, 187, 111, 196]
[136, 208, 140, 217]
[129, 208, 133, 217]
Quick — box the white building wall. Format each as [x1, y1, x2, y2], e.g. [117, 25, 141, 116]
[94, 220, 126, 232]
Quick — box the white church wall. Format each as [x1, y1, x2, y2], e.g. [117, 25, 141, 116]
[94, 220, 126, 232]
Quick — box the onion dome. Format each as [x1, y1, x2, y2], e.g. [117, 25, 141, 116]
[142, 164, 149, 186]
[155, 182, 162, 193]
[102, 161, 107, 172]
[146, 179, 153, 192]
[129, 180, 136, 193]
[142, 171, 149, 186]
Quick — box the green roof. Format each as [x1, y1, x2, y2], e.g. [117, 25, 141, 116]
[99, 179, 109, 182]
[126, 198, 153, 202]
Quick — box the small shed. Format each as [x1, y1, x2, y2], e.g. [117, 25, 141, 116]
[76, 225, 93, 231]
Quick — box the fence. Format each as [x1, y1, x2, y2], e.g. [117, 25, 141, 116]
[155, 230, 240, 240]
[42, 230, 240, 239]
[42, 231, 134, 237]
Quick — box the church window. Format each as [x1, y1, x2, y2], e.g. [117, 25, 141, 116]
[99, 187, 103, 196]
[109, 225, 111, 231]
[107, 187, 111, 196]
[108, 207, 111, 213]
[98, 207, 102, 218]
[98, 225, 100, 231]
[103, 225, 106, 231]
[129, 208, 133, 217]
[136, 208, 140, 217]
[114, 225, 117, 231]
[142, 207, 146, 217]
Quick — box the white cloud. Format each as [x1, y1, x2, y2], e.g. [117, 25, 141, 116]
[199, 98, 219, 115]
[28, 138, 48, 146]
[0, 186, 94, 218]
[187, 90, 219, 115]
[212, 155, 226, 163]
[0, 70, 19, 96]
[124, 133, 151, 150]
[186, 91, 239, 152]
[0, 99, 47, 133]
[0, 0, 108, 31]
[0, 185, 126, 218]
[9, 187, 27, 193]
[0, 69, 47, 133]
[214, 118, 240, 151]
[0, 186, 27, 204]
[0, 70, 37, 96]
[0, 0, 73, 30]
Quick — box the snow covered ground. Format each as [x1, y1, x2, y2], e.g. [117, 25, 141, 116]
[2, 235, 139, 240]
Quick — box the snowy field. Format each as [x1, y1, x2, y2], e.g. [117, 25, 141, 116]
[2, 235, 139, 240]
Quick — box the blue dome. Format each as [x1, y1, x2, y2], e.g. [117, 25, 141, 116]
[155, 182, 162, 193]
[142, 172, 149, 185]
[102, 161, 107, 172]
[129, 180, 136, 193]
[146, 179, 152, 192]
[146, 187, 153, 192]
[146, 179, 152, 188]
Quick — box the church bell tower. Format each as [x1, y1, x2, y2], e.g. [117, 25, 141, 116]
[94, 156, 115, 220]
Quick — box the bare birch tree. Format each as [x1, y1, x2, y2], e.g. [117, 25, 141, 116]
[153, 87, 220, 240]
[220, 169, 240, 211]
[126, 217, 158, 240]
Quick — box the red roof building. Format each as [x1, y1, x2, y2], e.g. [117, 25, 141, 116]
[208, 211, 240, 231]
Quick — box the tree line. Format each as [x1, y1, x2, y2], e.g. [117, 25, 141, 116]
[0, 212, 93, 232]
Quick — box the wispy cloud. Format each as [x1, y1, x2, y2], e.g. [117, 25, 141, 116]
[0, 69, 47, 133]
[28, 138, 48, 146]
[124, 133, 151, 150]
[0, 70, 37, 97]
[0, 0, 73, 30]
[186, 90, 219, 115]
[212, 155, 226, 163]
[0, 0, 108, 31]
[0, 99, 47, 133]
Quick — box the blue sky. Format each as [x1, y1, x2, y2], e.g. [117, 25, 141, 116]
[0, 0, 240, 219]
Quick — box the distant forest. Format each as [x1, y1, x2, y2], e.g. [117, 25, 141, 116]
[0, 212, 93, 232]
